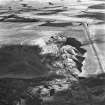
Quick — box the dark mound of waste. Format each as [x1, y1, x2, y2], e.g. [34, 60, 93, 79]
[0, 45, 50, 77]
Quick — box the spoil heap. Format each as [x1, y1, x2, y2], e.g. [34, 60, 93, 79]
[24, 33, 87, 104]
[41, 33, 86, 84]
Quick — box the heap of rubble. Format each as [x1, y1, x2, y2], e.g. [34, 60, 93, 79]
[24, 33, 87, 102]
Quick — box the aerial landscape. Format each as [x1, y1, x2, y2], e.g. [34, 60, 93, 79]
[0, 0, 105, 105]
